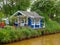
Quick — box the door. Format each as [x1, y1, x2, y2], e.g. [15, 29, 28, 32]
[20, 19, 25, 26]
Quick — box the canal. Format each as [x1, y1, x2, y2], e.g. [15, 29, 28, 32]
[6, 33, 60, 45]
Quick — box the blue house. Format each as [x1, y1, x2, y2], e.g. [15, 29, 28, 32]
[11, 11, 44, 29]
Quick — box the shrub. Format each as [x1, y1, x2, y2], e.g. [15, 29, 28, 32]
[0, 30, 11, 43]
[0, 26, 41, 43]
[46, 19, 60, 33]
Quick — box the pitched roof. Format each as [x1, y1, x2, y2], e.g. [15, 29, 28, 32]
[11, 11, 44, 18]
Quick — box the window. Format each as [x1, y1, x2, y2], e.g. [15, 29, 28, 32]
[31, 18, 34, 24]
[21, 19, 24, 23]
[35, 19, 39, 25]
[20, 19, 25, 26]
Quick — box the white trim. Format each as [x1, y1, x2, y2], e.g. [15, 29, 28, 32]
[31, 18, 35, 29]
[24, 17, 28, 25]
[10, 11, 26, 18]
[19, 11, 26, 16]
[31, 18, 41, 28]
[39, 19, 42, 28]
[31, 18, 34, 25]
[37, 18, 42, 28]
[20, 23, 25, 26]
[27, 17, 28, 25]
[34, 19, 35, 29]
[39, 19, 41, 28]
[35, 18, 40, 28]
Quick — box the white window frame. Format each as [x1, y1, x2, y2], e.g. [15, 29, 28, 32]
[35, 19, 40, 25]
[31, 18, 35, 25]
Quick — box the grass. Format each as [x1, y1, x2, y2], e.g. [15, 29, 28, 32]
[44, 18, 60, 33]
[0, 26, 42, 43]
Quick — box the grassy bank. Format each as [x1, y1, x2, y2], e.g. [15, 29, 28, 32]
[0, 26, 41, 44]
[0, 20, 60, 44]
[44, 19, 60, 34]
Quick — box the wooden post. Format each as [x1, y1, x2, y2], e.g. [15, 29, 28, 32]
[17, 16, 20, 27]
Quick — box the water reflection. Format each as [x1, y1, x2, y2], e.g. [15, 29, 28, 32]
[6, 33, 60, 45]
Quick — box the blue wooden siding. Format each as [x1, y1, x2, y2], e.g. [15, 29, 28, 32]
[28, 18, 31, 26]
[35, 25, 39, 28]
[31, 25, 40, 29]
[31, 25, 34, 28]
[34, 19, 42, 28]
[28, 18, 42, 28]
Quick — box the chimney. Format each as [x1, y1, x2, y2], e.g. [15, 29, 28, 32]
[27, 8, 31, 12]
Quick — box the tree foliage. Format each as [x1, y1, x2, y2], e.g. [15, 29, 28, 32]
[31, 0, 60, 30]
[54, 0, 60, 23]
[1, 0, 30, 16]
[31, 0, 59, 19]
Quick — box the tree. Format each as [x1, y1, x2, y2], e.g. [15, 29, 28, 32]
[31, 0, 60, 30]
[31, 0, 56, 19]
[1, 0, 31, 16]
[53, 0, 60, 23]
[0, 0, 2, 2]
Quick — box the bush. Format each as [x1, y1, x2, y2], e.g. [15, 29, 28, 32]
[0, 26, 41, 43]
[46, 19, 60, 33]
[1, 21, 60, 44]
[0, 30, 11, 43]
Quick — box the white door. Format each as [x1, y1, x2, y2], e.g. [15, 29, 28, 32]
[20, 19, 25, 26]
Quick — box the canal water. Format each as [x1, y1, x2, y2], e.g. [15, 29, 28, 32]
[6, 33, 60, 45]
